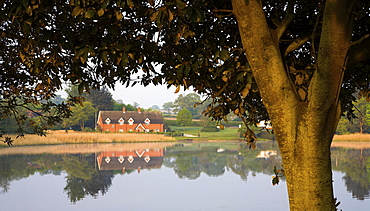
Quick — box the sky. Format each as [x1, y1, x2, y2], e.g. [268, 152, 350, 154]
[57, 83, 195, 109]
[109, 83, 195, 109]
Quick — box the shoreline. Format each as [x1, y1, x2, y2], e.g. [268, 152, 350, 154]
[1, 131, 370, 147]
[0, 131, 176, 147]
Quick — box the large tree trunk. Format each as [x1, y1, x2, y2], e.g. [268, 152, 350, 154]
[232, 0, 355, 210]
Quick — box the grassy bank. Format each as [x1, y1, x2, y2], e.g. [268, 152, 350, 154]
[333, 133, 370, 142]
[171, 126, 243, 141]
[1, 131, 176, 146]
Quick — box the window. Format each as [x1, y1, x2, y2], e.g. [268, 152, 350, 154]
[128, 118, 134, 125]
[118, 118, 125, 125]
[144, 118, 151, 125]
[119, 129, 123, 132]
[105, 118, 111, 124]
[155, 129, 159, 132]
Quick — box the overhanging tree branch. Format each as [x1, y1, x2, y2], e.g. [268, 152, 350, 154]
[276, 0, 295, 40]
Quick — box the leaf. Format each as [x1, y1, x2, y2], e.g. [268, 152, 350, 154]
[101, 51, 108, 64]
[77, 47, 85, 56]
[19, 52, 25, 62]
[240, 84, 251, 98]
[176, 0, 186, 9]
[220, 49, 230, 60]
[116, 12, 123, 20]
[150, 11, 159, 22]
[78, 82, 86, 94]
[97, 8, 105, 17]
[72, 6, 83, 17]
[174, 86, 180, 93]
[84, 10, 95, 18]
[26, 6, 32, 16]
[128, 53, 134, 60]
[121, 53, 128, 66]
[272, 176, 280, 186]
[168, 9, 174, 22]
[127, 0, 134, 8]
[80, 56, 86, 64]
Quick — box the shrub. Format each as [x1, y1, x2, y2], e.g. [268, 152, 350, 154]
[256, 131, 275, 140]
[200, 127, 220, 132]
[165, 131, 184, 137]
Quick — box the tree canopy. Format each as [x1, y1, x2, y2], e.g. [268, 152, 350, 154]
[176, 107, 193, 126]
[1, 0, 369, 138]
[1, 0, 370, 209]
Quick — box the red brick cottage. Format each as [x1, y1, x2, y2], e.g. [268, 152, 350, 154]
[97, 107, 164, 132]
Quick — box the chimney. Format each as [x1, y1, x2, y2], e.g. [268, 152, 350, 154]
[137, 107, 141, 113]
[122, 107, 126, 113]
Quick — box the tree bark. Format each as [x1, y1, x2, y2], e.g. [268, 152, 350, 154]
[232, 0, 356, 210]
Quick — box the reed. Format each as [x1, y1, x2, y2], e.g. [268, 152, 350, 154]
[333, 133, 370, 142]
[0, 142, 176, 155]
[1, 131, 176, 146]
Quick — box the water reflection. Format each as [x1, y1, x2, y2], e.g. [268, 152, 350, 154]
[331, 146, 370, 200]
[0, 141, 370, 210]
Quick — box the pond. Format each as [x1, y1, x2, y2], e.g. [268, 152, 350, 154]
[0, 141, 370, 210]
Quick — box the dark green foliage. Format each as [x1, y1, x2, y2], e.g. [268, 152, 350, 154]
[176, 108, 193, 126]
[200, 127, 220, 132]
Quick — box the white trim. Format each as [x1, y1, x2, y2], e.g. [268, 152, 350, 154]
[118, 117, 125, 125]
[128, 118, 134, 125]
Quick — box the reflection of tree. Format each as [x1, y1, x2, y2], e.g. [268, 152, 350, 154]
[172, 153, 201, 179]
[64, 171, 114, 203]
[61, 154, 114, 203]
[343, 175, 369, 200]
[331, 148, 370, 200]
[227, 144, 283, 182]
[0, 154, 61, 193]
[165, 142, 283, 181]
[200, 152, 226, 177]
[62, 155, 96, 179]
[0, 153, 114, 203]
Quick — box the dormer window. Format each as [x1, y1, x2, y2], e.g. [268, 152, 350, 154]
[118, 118, 125, 125]
[105, 118, 111, 124]
[144, 118, 151, 125]
[128, 118, 134, 125]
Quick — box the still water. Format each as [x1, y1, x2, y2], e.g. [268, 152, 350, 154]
[0, 141, 370, 211]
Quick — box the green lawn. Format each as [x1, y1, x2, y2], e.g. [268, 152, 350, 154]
[170, 126, 242, 140]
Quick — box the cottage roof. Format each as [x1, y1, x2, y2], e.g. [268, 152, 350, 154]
[99, 111, 164, 124]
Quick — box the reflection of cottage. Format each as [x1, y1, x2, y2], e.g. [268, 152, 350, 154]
[96, 149, 165, 173]
[97, 107, 164, 132]
[256, 150, 277, 159]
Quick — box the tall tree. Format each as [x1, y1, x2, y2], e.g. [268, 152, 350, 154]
[162, 101, 175, 113]
[173, 93, 202, 116]
[62, 101, 97, 130]
[353, 97, 370, 133]
[66, 85, 114, 110]
[1, 0, 370, 210]
[176, 108, 193, 127]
